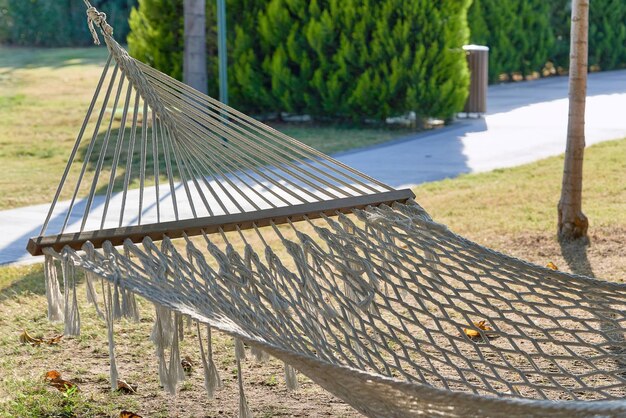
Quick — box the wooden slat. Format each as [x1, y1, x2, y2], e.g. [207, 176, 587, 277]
[27, 189, 414, 255]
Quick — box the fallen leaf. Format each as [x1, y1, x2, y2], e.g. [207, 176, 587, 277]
[117, 379, 138, 394]
[181, 356, 193, 374]
[44, 370, 79, 392]
[463, 320, 496, 340]
[44, 370, 62, 381]
[19, 330, 63, 346]
[546, 262, 559, 271]
[120, 411, 143, 418]
[49, 378, 78, 392]
[46, 334, 64, 345]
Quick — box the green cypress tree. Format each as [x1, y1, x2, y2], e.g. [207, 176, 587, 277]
[229, 0, 278, 113]
[0, 0, 136, 47]
[588, 0, 626, 71]
[1, 0, 68, 46]
[549, 0, 571, 70]
[469, 0, 554, 82]
[254, 0, 470, 121]
[550, 0, 626, 72]
[128, 0, 184, 80]
[512, 1, 554, 77]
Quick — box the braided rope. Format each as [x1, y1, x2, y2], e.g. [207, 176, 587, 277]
[84, 1, 113, 45]
[36, 4, 626, 416]
[44, 202, 626, 417]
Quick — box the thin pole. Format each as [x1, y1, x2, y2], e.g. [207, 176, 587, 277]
[183, 0, 208, 93]
[217, 0, 228, 105]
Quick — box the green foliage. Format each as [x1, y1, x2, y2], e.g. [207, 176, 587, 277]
[128, 0, 469, 121]
[468, 0, 554, 82]
[228, 0, 276, 111]
[581, 0, 626, 71]
[0, 0, 136, 47]
[470, 0, 626, 82]
[239, 0, 471, 120]
[128, 0, 184, 81]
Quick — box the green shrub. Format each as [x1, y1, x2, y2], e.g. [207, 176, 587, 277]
[470, 0, 626, 82]
[468, 0, 554, 82]
[587, 0, 626, 71]
[240, 0, 471, 121]
[127, 0, 184, 81]
[0, 0, 136, 47]
[127, 0, 470, 121]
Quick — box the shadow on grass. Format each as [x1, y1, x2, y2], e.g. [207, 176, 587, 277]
[0, 47, 109, 72]
[0, 265, 85, 301]
[0, 265, 46, 300]
[558, 237, 594, 277]
[560, 238, 626, 373]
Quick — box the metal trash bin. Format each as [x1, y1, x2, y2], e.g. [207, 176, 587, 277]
[463, 45, 489, 114]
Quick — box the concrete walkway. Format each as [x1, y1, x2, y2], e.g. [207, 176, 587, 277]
[2, 70, 626, 265]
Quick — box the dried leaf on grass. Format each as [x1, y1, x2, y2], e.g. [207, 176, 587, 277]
[120, 411, 143, 418]
[546, 262, 559, 271]
[117, 379, 138, 394]
[181, 356, 193, 374]
[19, 330, 63, 346]
[44, 370, 79, 392]
[463, 320, 498, 340]
[44, 370, 62, 381]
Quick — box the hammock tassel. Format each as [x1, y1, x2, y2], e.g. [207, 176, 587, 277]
[178, 313, 185, 342]
[121, 288, 140, 321]
[43, 254, 64, 322]
[62, 255, 80, 336]
[166, 313, 185, 390]
[102, 282, 118, 391]
[151, 304, 173, 349]
[82, 242, 105, 318]
[235, 338, 246, 360]
[284, 363, 299, 391]
[250, 345, 270, 362]
[85, 269, 98, 304]
[119, 246, 139, 321]
[237, 357, 253, 418]
[112, 283, 122, 320]
[198, 323, 222, 398]
[152, 306, 184, 394]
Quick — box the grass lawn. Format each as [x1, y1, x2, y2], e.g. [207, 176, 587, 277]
[0, 46, 411, 210]
[0, 138, 624, 417]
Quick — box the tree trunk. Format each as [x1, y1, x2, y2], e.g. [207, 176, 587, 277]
[558, 0, 589, 240]
[183, 0, 207, 94]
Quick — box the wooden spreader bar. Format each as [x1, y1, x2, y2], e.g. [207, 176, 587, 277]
[27, 189, 414, 256]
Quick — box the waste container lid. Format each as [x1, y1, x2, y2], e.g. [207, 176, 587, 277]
[462, 44, 489, 51]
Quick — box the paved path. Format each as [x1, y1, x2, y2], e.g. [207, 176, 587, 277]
[2, 70, 626, 265]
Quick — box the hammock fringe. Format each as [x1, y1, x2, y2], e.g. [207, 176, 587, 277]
[44, 254, 64, 322]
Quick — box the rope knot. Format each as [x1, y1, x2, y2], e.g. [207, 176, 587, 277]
[86, 6, 113, 45]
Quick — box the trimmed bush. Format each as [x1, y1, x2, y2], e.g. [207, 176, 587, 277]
[469, 0, 626, 82]
[551, 0, 626, 71]
[237, 0, 471, 120]
[128, 0, 185, 81]
[0, 0, 136, 47]
[468, 0, 554, 82]
[127, 0, 471, 121]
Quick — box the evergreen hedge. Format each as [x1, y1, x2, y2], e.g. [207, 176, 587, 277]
[468, 0, 554, 82]
[0, 0, 136, 47]
[469, 0, 626, 82]
[550, 0, 626, 72]
[129, 0, 470, 121]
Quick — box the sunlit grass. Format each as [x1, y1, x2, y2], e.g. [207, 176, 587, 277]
[0, 47, 412, 210]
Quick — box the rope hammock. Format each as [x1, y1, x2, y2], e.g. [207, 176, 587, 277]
[30, 4, 626, 417]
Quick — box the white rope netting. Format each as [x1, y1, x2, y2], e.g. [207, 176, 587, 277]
[43, 201, 626, 417]
[34, 5, 626, 417]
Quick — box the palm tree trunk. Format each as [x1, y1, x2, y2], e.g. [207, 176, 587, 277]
[558, 0, 589, 240]
[183, 0, 207, 94]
